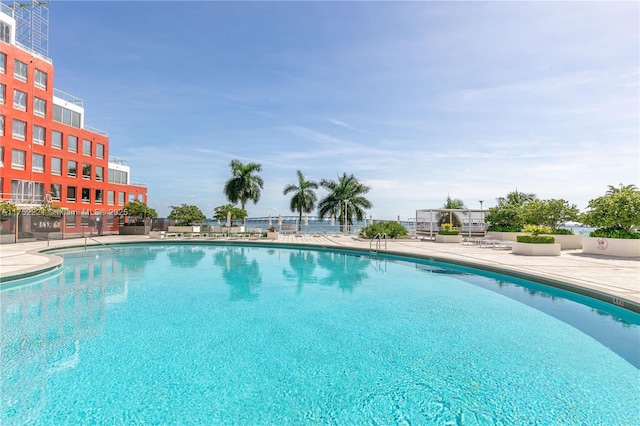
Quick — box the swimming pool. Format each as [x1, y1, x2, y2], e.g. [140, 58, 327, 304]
[2, 243, 639, 424]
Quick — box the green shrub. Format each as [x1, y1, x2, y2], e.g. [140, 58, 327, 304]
[486, 224, 521, 232]
[360, 221, 408, 239]
[550, 228, 573, 235]
[517, 235, 555, 244]
[438, 230, 460, 235]
[590, 227, 640, 239]
[522, 224, 551, 236]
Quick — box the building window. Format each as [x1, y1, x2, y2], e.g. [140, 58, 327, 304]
[11, 149, 26, 170]
[53, 105, 81, 128]
[83, 139, 92, 156]
[11, 180, 44, 203]
[0, 83, 4, 104]
[107, 190, 115, 205]
[68, 135, 78, 153]
[82, 164, 91, 180]
[50, 184, 61, 201]
[32, 125, 45, 145]
[82, 188, 90, 204]
[95, 166, 104, 181]
[108, 169, 128, 185]
[0, 115, 4, 136]
[67, 186, 77, 202]
[0, 52, 6, 73]
[12, 119, 26, 140]
[14, 59, 27, 82]
[65, 213, 77, 228]
[96, 143, 105, 159]
[34, 97, 46, 117]
[95, 189, 104, 204]
[67, 160, 77, 177]
[13, 89, 27, 111]
[51, 157, 62, 175]
[52, 130, 62, 149]
[0, 22, 10, 44]
[35, 69, 47, 89]
[0, 146, 4, 167]
[32, 153, 44, 173]
[118, 192, 125, 205]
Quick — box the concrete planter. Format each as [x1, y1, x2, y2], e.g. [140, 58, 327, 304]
[119, 225, 150, 235]
[582, 237, 640, 257]
[266, 231, 279, 240]
[513, 242, 561, 256]
[435, 234, 462, 243]
[168, 226, 200, 233]
[149, 231, 163, 239]
[542, 234, 583, 250]
[489, 232, 525, 241]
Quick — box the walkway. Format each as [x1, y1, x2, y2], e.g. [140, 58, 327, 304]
[1, 234, 638, 312]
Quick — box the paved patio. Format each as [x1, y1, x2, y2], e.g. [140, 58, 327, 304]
[1, 234, 639, 312]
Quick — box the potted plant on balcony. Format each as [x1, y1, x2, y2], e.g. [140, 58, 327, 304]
[580, 184, 640, 257]
[513, 225, 560, 256]
[435, 223, 462, 243]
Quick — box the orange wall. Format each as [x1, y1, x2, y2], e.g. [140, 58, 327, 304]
[1, 40, 147, 215]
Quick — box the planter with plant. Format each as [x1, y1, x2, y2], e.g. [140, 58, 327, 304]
[580, 184, 640, 257]
[513, 225, 560, 256]
[360, 221, 408, 239]
[435, 223, 462, 243]
[266, 226, 279, 240]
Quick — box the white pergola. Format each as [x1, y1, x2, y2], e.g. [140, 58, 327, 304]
[415, 208, 489, 239]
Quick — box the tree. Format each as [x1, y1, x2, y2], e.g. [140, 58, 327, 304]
[581, 184, 640, 232]
[521, 199, 579, 231]
[0, 201, 18, 217]
[317, 173, 373, 232]
[168, 204, 206, 226]
[485, 189, 537, 231]
[213, 204, 247, 224]
[123, 200, 158, 224]
[223, 160, 264, 221]
[283, 170, 318, 231]
[438, 195, 466, 227]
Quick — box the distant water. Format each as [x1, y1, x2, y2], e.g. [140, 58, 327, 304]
[208, 218, 416, 235]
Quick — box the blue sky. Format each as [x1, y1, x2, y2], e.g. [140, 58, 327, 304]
[48, 1, 639, 219]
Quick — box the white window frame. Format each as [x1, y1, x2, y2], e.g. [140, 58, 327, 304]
[83, 139, 92, 156]
[67, 160, 77, 177]
[34, 97, 46, 117]
[35, 69, 47, 89]
[32, 153, 44, 173]
[68, 135, 78, 153]
[33, 125, 45, 145]
[13, 89, 27, 111]
[96, 143, 105, 159]
[52, 130, 62, 149]
[0, 83, 5, 104]
[12, 119, 26, 140]
[50, 184, 62, 201]
[14, 59, 27, 81]
[0, 115, 4, 137]
[51, 157, 62, 175]
[96, 166, 104, 181]
[0, 52, 6, 73]
[11, 149, 26, 170]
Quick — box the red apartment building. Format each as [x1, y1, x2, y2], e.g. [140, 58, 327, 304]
[0, 2, 146, 237]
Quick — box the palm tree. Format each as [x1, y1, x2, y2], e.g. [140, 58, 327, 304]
[283, 170, 318, 231]
[223, 160, 264, 221]
[606, 183, 638, 194]
[497, 189, 536, 206]
[438, 195, 466, 226]
[317, 173, 373, 232]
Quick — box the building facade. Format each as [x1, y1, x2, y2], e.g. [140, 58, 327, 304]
[0, 2, 146, 237]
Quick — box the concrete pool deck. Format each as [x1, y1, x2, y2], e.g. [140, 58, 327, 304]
[1, 234, 639, 312]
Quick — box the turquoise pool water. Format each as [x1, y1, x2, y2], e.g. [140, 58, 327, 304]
[2, 244, 639, 424]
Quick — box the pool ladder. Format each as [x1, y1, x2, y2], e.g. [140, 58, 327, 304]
[81, 234, 118, 251]
[370, 233, 387, 254]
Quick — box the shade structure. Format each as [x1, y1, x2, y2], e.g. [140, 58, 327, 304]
[278, 214, 283, 229]
[268, 215, 272, 227]
[330, 214, 335, 227]
[226, 211, 231, 227]
[304, 214, 309, 227]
